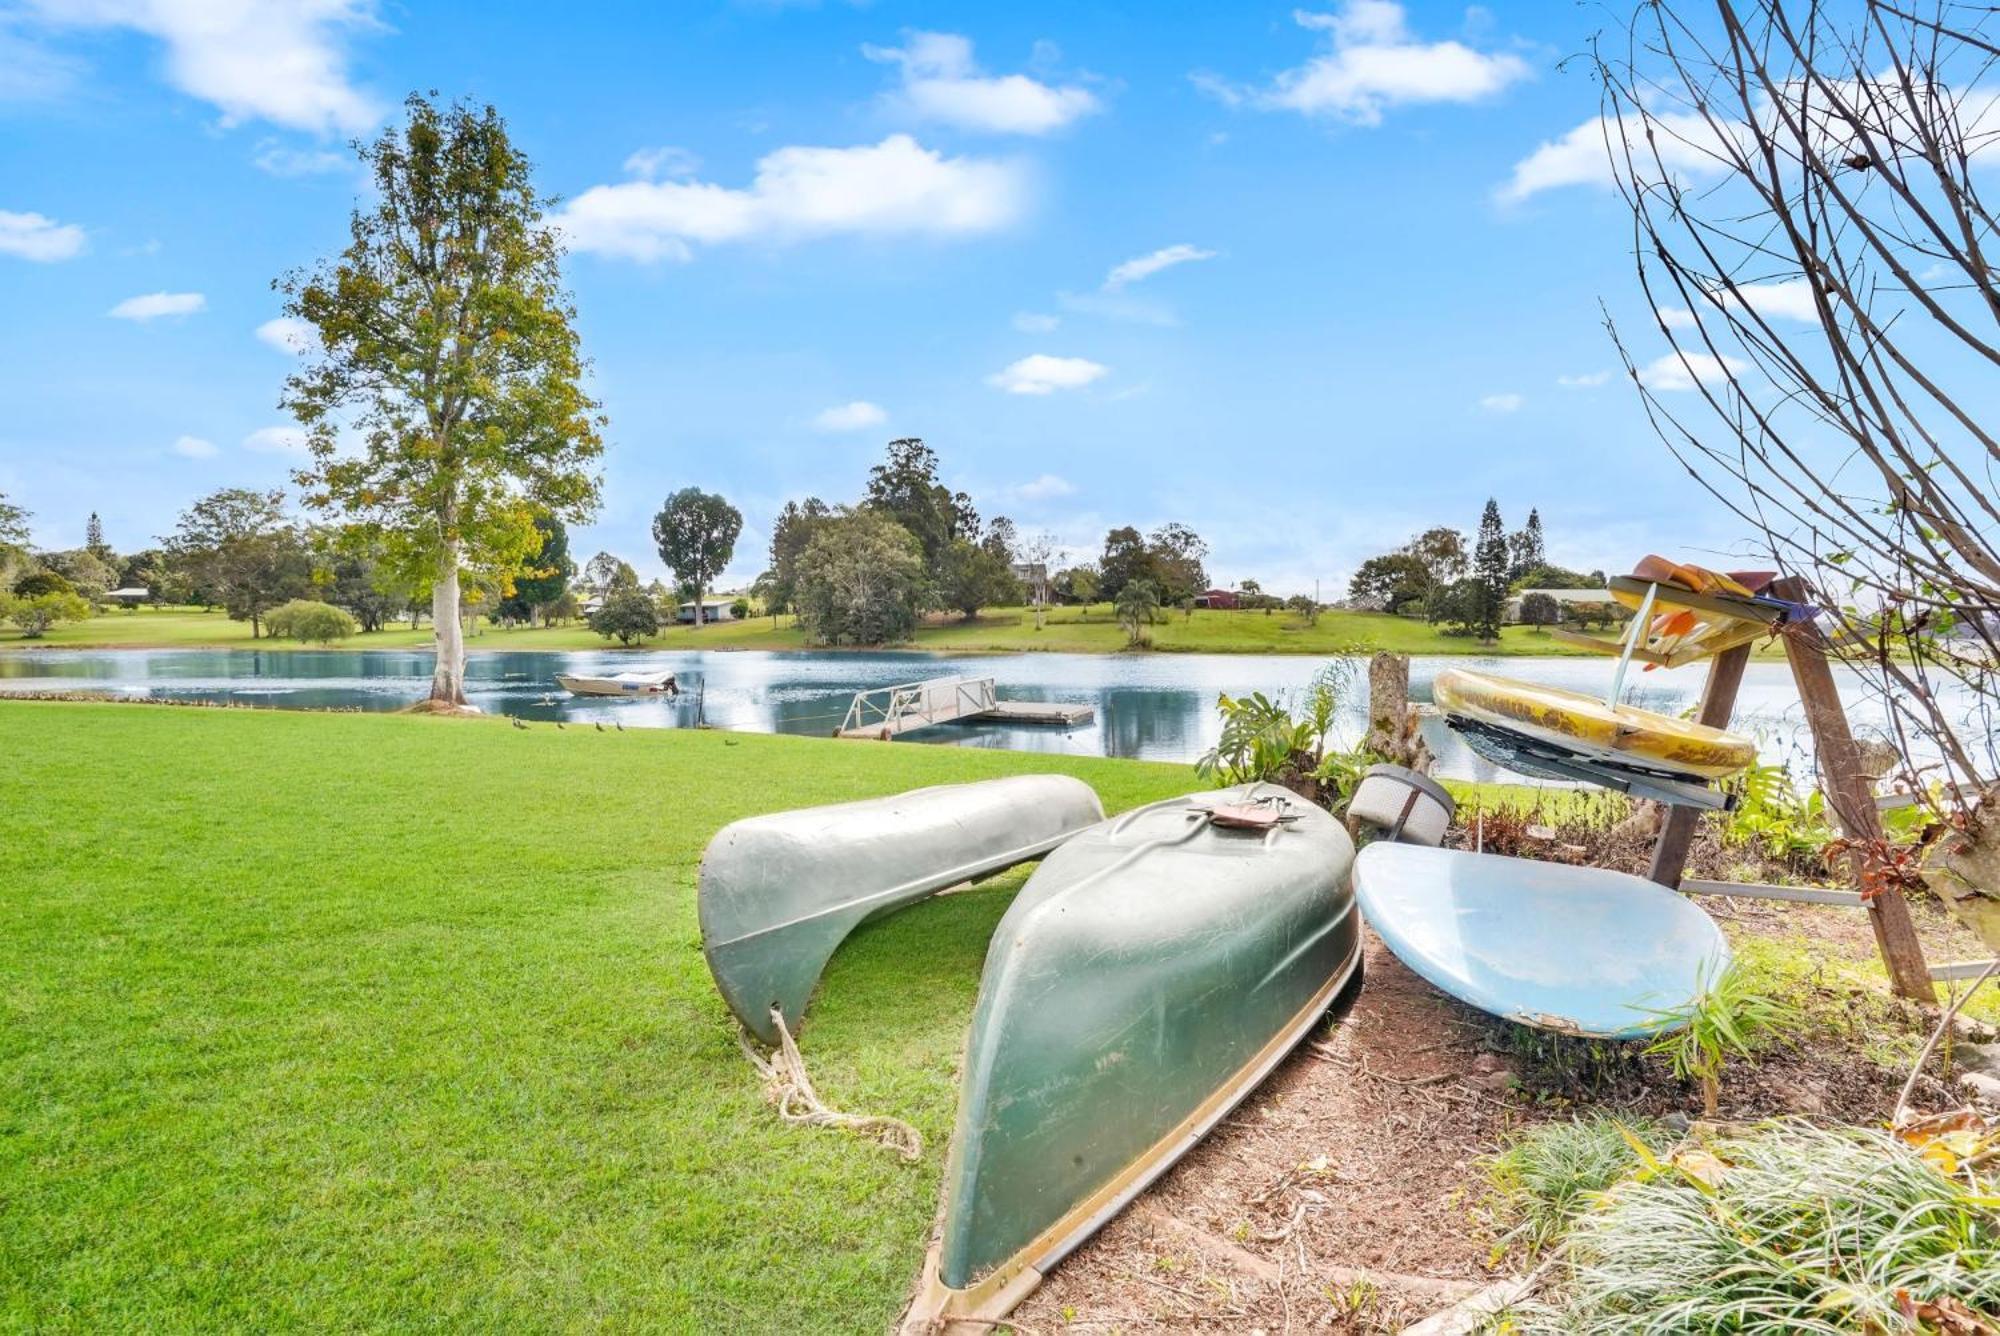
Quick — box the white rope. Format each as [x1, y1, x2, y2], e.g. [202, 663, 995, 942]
[736, 1006, 924, 1162]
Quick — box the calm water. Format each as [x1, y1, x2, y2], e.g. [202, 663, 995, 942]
[1, 645, 1957, 780]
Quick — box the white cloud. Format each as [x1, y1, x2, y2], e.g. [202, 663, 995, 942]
[1498, 109, 1738, 203]
[812, 400, 887, 432]
[108, 291, 204, 321]
[864, 31, 1098, 135]
[1012, 310, 1059, 333]
[1721, 278, 1821, 323]
[623, 145, 700, 180]
[27, 0, 382, 134]
[252, 141, 346, 176]
[1103, 243, 1215, 291]
[1659, 280, 1821, 331]
[1637, 351, 1749, 392]
[171, 434, 217, 459]
[0, 22, 79, 102]
[1210, 2, 1530, 126]
[255, 316, 313, 354]
[1013, 473, 1075, 499]
[1557, 370, 1612, 388]
[0, 208, 84, 261]
[1478, 392, 1524, 413]
[987, 353, 1109, 396]
[555, 134, 1029, 262]
[1056, 289, 1176, 327]
[243, 425, 308, 453]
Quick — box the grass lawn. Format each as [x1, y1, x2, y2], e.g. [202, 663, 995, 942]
[0, 701, 1194, 1332]
[1, 602, 1610, 658]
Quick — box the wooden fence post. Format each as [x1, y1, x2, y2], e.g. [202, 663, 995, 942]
[1770, 578, 1932, 999]
[1647, 642, 1752, 888]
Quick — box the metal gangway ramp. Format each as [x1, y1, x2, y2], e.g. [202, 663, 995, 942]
[837, 675, 999, 739]
[834, 676, 1094, 739]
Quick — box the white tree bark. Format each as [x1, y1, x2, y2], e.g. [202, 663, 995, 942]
[430, 547, 466, 705]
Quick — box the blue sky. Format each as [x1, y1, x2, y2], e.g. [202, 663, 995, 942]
[0, 0, 1754, 595]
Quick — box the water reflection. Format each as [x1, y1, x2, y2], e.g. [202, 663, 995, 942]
[0, 645, 1939, 777]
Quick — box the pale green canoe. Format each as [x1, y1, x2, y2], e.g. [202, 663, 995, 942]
[907, 784, 1360, 1327]
[699, 775, 1105, 1045]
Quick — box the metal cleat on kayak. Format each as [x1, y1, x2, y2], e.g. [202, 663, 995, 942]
[904, 783, 1361, 1331]
[699, 775, 1105, 1045]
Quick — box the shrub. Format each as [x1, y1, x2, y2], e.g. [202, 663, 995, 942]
[589, 587, 659, 645]
[1525, 1123, 2000, 1334]
[1483, 1116, 1669, 1257]
[730, 596, 751, 621]
[1519, 591, 1560, 631]
[264, 599, 358, 644]
[1639, 961, 1795, 1117]
[2, 589, 92, 637]
[11, 569, 73, 599]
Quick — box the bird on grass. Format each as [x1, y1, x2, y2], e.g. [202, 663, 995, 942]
[511, 717, 529, 730]
[555, 721, 566, 730]
[615, 721, 625, 732]
[595, 722, 605, 732]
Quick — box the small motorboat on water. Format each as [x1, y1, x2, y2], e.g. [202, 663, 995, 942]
[907, 784, 1362, 1328]
[555, 671, 678, 697]
[699, 775, 1106, 1045]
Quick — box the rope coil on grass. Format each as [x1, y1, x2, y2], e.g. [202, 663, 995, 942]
[736, 1006, 924, 1163]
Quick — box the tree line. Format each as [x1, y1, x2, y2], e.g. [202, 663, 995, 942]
[1345, 503, 1616, 641]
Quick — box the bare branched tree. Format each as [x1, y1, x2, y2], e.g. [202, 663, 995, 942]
[1595, 0, 2000, 944]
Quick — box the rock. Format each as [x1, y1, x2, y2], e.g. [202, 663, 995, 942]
[1662, 1112, 1691, 1133]
[1954, 1018, 1999, 1045]
[1957, 1042, 2000, 1075]
[1470, 1052, 1511, 1075]
[1959, 1070, 2000, 1104]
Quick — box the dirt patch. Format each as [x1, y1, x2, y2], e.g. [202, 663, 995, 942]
[1022, 899, 1983, 1335]
[1016, 933, 1523, 1334]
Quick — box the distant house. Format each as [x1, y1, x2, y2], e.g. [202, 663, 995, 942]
[1193, 588, 1240, 610]
[1505, 588, 1617, 623]
[676, 598, 736, 625]
[105, 586, 150, 607]
[1011, 561, 1047, 602]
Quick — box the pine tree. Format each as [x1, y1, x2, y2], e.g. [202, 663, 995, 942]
[85, 511, 110, 561]
[1508, 508, 1545, 582]
[1473, 498, 1509, 641]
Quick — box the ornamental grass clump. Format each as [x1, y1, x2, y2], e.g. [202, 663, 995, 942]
[1528, 1122, 2000, 1335]
[1483, 1115, 1668, 1257]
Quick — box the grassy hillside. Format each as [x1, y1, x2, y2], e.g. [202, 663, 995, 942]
[0, 701, 1192, 1331]
[1, 602, 1606, 657]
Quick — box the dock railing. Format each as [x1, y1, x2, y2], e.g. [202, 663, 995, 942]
[839, 675, 998, 737]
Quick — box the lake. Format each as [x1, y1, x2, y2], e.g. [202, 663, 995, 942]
[0, 645, 1939, 781]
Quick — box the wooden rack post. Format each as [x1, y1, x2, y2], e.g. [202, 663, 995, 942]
[1643, 578, 1932, 1000]
[1647, 642, 1752, 887]
[1770, 578, 1932, 999]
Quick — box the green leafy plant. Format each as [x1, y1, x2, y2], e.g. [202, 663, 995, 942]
[1196, 664, 1382, 810]
[1520, 1123, 2000, 1334]
[1639, 962, 1794, 1117]
[1724, 762, 1835, 860]
[264, 598, 358, 644]
[1482, 1116, 1668, 1257]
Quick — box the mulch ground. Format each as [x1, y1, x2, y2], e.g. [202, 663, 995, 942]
[1015, 895, 1990, 1335]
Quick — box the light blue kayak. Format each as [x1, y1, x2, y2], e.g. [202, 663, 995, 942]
[1353, 844, 1729, 1039]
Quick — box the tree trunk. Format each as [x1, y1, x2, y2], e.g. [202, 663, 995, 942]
[691, 581, 703, 631]
[430, 550, 466, 705]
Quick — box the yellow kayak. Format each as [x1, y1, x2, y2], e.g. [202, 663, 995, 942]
[1432, 668, 1756, 780]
